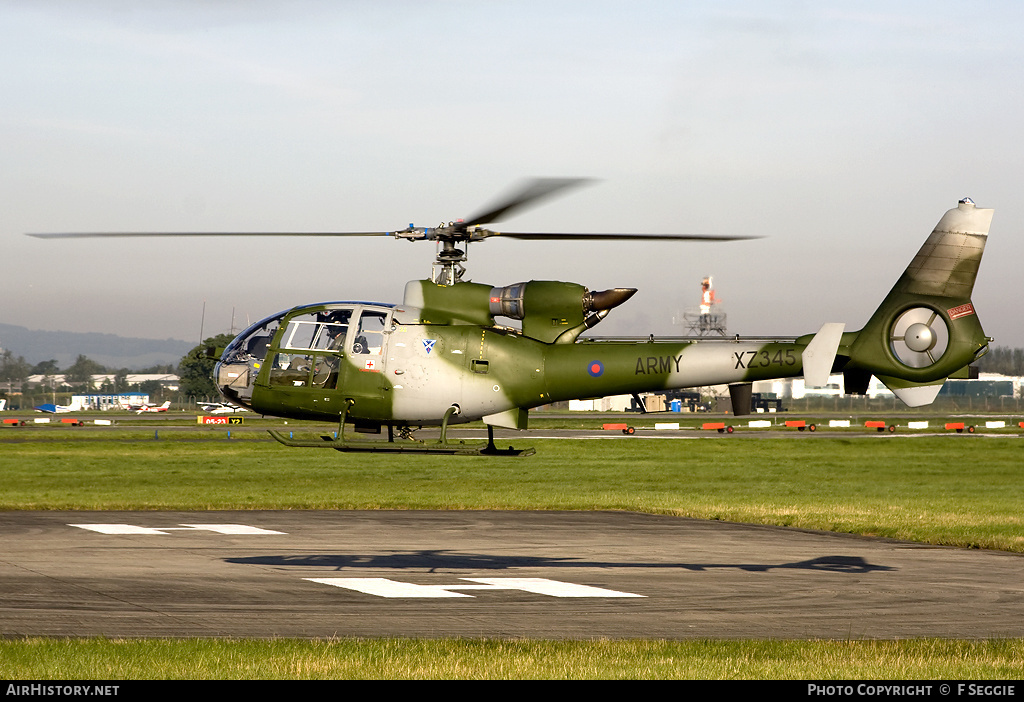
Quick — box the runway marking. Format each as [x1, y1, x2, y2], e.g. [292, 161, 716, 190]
[304, 577, 645, 598]
[69, 523, 285, 535]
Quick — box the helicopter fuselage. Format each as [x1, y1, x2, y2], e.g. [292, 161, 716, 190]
[215, 293, 811, 429]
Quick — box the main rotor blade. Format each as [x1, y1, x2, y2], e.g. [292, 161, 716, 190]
[460, 178, 592, 229]
[27, 231, 392, 239]
[29, 229, 757, 242]
[486, 231, 759, 241]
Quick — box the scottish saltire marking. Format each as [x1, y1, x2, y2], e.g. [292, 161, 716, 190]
[422, 339, 436, 354]
[587, 360, 604, 378]
[70, 524, 285, 535]
[305, 577, 644, 598]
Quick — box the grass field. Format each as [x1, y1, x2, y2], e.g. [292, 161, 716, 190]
[2, 429, 1021, 551]
[2, 423, 1022, 679]
[4, 638, 1024, 680]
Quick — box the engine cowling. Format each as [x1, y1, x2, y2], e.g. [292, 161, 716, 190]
[489, 281, 636, 343]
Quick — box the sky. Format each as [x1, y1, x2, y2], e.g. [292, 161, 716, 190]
[2, 0, 1022, 349]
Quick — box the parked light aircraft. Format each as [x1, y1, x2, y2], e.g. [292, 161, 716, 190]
[133, 400, 171, 414]
[198, 402, 249, 414]
[34, 398, 86, 414]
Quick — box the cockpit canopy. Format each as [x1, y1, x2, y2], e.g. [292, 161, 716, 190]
[214, 302, 394, 407]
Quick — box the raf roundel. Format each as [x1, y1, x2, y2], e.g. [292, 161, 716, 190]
[587, 360, 604, 378]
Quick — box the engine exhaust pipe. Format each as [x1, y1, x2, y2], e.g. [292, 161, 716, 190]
[587, 288, 637, 312]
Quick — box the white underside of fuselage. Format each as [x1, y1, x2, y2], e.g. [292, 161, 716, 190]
[383, 322, 518, 424]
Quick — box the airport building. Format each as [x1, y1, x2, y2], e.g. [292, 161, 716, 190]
[25, 373, 179, 391]
[70, 393, 151, 411]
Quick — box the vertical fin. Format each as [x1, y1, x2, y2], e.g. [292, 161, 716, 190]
[897, 199, 992, 298]
[844, 199, 993, 407]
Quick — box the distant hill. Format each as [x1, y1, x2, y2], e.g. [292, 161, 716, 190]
[0, 323, 195, 370]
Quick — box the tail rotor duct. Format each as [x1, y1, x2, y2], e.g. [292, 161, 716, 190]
[889, 307, 949, 368]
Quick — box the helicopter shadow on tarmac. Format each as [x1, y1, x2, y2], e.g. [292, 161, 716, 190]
[225, 552, 893, 575]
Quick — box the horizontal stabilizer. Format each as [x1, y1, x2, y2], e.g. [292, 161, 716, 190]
[802, 323, 845, 387]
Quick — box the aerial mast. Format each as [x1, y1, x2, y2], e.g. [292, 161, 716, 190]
[676, 275, 727, 336]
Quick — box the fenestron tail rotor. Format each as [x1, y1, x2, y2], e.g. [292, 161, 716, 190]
[889, 307, 950, 368]
[27, 178, 757, 284]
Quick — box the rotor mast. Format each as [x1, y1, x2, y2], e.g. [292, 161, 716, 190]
[432, 221, 475, 285]
[392, 220, 475, 285]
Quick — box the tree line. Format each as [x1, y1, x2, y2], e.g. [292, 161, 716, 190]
[973, 346, 1024, 377]
[0, 332, 235, 406]
[1, 350, 175, 385]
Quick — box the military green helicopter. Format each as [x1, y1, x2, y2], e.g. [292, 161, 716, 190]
[31, 181, 993, 455]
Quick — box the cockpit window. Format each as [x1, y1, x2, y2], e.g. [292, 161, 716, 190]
[221, 314, 282, 364]
[352, 310, 388, 355]
[281, 309, 352, 351]
[216, 303, 392, 406]
[216, 311, 286, 405]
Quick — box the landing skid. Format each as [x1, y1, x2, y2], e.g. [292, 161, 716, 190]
[266, 404, 535, 456]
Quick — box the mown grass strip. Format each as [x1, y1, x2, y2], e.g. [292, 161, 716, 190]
[2, 637, 1023, 679]
[1, 436, 1021, 551]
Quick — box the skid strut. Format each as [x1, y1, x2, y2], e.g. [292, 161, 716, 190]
[267, 401, 534, 456]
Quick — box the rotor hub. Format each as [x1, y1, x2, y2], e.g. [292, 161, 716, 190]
[903, 322, 936, 353]
[889, 307, 949, 368]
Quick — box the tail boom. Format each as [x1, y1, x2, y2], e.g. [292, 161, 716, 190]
[543, 338, 809, 404]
